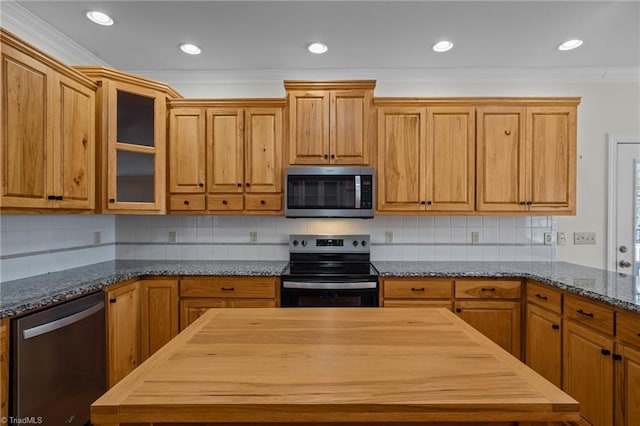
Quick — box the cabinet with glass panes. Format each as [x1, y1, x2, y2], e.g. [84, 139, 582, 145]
[76, 67, 180, 213]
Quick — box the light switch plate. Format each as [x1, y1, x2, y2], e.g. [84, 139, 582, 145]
[168, 231, 177, 244]
[574, 232, 596, 245]
[385, 231, 393, 243]
[544, 232, 553, 245]
[93, 231, 101, 245]
[557, 232, 566, 246]
[250, 231, 258, 244]
[471, 231, 480, 244]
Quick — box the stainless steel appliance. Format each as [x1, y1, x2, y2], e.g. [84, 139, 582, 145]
[11, 291, 106, 425]
[285, 166, 374, 218]
[280, 234, 379, 307]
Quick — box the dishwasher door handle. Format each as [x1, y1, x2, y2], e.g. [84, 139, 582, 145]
[22, 301, 105, 340]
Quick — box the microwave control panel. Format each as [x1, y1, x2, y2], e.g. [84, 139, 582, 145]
[360, 176, 373, 209]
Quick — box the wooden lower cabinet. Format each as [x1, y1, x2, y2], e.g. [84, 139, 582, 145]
[615, 343, 640, 426]
[563, 320, 614, 426]
[106, 280, 141, 387]
[140, 279, 179, 361]
[455, 300, 521, 358]
[526, 303, 562, 388]
[382, 278, 453, 309]
[180, 298, 277, 330]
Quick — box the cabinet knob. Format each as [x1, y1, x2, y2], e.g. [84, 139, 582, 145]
[222, 200, 228, 205]
[551, 324, 560, 330]
[613, 354, 623, 361]
[527, 201, 533, 205]
[331, 154, 335, 159]
[109, 298, 116, 303]
[519, 201, 526, 205]
[184, 200, 189, 205]
[420, 201, 426, 205]
[198, 183, 204, 188]
[427, 201, 432, 205]
[56, 196, 63, 201]
[245, 183, 251, 187]
[48, 195, 56, 200]
[323, 154, 328, 159]
[260, 200, 266, 205]
[109, 198, 115, 203]
[455, 308, 462, 313]
[601, 348, 611, 356]
[237, 183, 242, 187]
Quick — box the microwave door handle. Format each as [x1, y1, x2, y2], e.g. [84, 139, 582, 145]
[355, 175, 361, 208]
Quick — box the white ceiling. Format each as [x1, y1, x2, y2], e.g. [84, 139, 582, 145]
[10, 0, 640, 83]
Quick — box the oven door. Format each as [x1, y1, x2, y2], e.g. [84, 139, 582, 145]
[281, 280, 379, 307]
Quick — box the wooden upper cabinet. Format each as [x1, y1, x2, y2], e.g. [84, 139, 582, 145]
[377, 107, 426, 211]
[245, 107, 282, 193]
[207, 108, 245, 193]
[1, 30, 96, 211]
[477, 101, 578, 214]
[376, 104, 475, 213]
[286, 81, 375, 165]
[76, 67, 179, 214]
[169, 107, 206, 193]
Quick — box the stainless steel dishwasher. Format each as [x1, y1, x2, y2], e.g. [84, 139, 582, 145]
[11, 291, 106, 425]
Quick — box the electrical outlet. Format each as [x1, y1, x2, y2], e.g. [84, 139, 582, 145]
[557, 232, 566, 246]
[544, 232, 553, 245]
[249, 231, 258, 244]
[93, 231, 101, 245]
[574, 232, 596, 245]
[471, 231, 480, 244]
[385, 231, 393, 243]
[168, 231, 177, 244]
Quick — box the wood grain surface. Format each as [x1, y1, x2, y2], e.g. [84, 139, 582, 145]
[92, 308, 579, 425]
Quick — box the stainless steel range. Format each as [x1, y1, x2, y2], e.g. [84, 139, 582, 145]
[280, 234, 379, 307]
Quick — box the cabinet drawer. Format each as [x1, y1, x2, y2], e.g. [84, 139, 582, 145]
[169, 195, 206, 211]
[617, 310, 640, 348]
[180, 277, 277, 299]
[564, 295, 614, 335]
[455, 279, 521, 299]
[526, 281, 562, 314]
[383, 279, 453, 299]
[245, 194, 282, 212]
[383, 300, 452, 310]
[207, 194, 243, 211]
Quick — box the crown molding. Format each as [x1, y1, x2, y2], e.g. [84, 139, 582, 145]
[0, 0, 109, 66]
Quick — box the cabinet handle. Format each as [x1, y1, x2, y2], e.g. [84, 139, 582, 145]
[527, 201, 533, 205]
[260, 200, 266, 205]
[552, 324, 560, 330]
[576, 309, 594, 318]
[504, 130, 511, 136]
[48, 195, 56, 200]
[535, 293, 548, 300]
[455, 308, 462, 313]
[427, 201, 432, 205]
[481, 287, 496, 292]
[519, 201, 526, 205]
[55, 196, 63, 200]
[109, 198, 115, 203]
[198, 183, 204, 188]
[237, 183, 242, 187]
[109, 298, 116, 303]
[601, 348, 611, 356]
[420, 201, 426, 205]
[245, 183, 251, 187]
[222, 200, 228, 205]
[411, 287, 425, 292]
[323, 154, 329, 159]
[221, 287, 235, 291]
[331, 154, 335, 159]
[613, 354, 623, 361]
[184, 200, 190, 205]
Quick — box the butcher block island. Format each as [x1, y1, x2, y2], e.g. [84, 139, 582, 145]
[91, 308, 579, 426]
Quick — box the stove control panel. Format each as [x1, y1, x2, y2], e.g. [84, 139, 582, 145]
[289, 234, 370, 254]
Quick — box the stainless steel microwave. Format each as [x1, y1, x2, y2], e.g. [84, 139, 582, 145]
[285, 166, 375, 218]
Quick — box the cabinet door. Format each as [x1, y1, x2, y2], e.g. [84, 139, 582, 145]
[107, 282, 140, 387]
[245, 107, 282, 193]
[180, 299, 226, 331]
[1, 44, 54, 208]
[615, 343, 640, 426]
[455, 300, 521, 358]
[105, 81, 166, 212]
[169, 107, 206, 193]
[55, 74, 95, 209]
[425, 106, 475, 211]
[330, 90, 371, 165]
[527, 106, 576, 213]
[526, 304, 562, 387]
[377, 107, 426, 211]
[0, 319, 8, 421]
[140, 280, 178, 361]
[207, 108, 244, 193]
[476, 106, 527, 212]
[563, 321, 614, 426]
[288, 90, 330, 164]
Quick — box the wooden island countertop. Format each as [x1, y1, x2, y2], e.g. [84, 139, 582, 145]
[92, 308, 579, 426]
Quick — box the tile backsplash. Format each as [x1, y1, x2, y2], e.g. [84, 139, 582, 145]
[0, 214, 555, 282]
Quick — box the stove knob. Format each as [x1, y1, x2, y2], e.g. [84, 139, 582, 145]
[292, 240, 299, 247]
[352, 240, 359, 247]
[301, 240, 307, 247]
[361, 240, 368, 247]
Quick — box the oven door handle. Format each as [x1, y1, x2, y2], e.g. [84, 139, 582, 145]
[282, 281, 377, 290]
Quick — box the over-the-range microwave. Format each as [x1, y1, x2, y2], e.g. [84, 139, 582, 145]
[285, 166, 375, 218]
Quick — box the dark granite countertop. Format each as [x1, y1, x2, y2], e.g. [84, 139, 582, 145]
[0, 260, 288, 319]
[375, 261, 640, 313]
[1, 260, 639, 319]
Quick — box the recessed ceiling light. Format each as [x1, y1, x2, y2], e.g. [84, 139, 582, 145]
[86, 11, 113, 26]
[558, 39, 583, 51]
[432, 40, 454, 53]
[308, 42, 328, 54]
[180, 43, 202, 55]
